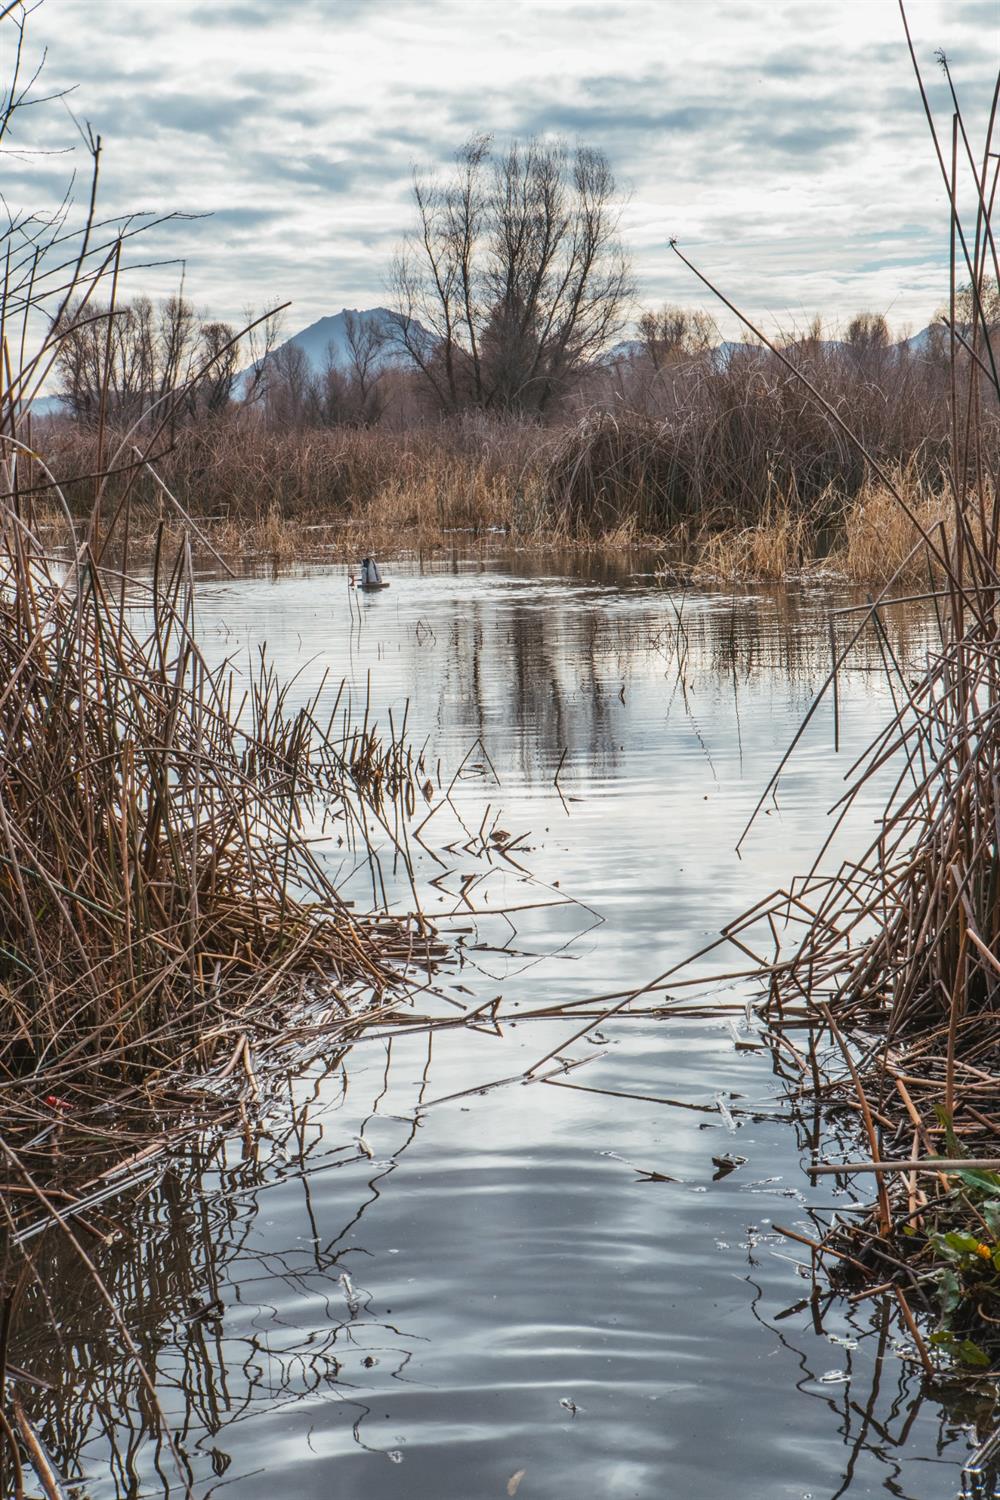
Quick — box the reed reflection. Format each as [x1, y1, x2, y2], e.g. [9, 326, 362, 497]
[10, 1036, 435, 1495]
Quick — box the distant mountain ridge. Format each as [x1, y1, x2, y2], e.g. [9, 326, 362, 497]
[268, 306, 408, 375]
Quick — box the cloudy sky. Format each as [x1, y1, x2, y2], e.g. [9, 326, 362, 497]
[13, 0, 1000, 342]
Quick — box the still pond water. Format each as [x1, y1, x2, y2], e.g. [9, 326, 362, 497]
[24, 552, 994, 1498]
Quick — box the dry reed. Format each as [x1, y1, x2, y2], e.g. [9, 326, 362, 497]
[0, 16, 478, 1491]
[665, 25, 1000, 1375]
[34, 326, 987, 569]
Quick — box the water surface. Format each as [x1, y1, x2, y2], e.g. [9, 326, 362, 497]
[20, 553, 990, 1498]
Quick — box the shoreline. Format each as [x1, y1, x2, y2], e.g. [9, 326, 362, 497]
[32, 484, 953, 588]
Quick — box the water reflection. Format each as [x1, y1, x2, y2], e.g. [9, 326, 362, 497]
[14, 1022, 991, 1500]
[15, 1040, 438, 1492]
[10, 554, 976, 1498]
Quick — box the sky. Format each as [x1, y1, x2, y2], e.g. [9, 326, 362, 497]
[10, 0, 1000, 344]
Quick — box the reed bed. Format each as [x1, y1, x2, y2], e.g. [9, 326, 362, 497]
[0, 20, 505, 1489]
[39, 416, 551, 538]
[37, 417, 977, 583]
[0, 508, 438, 1082]
[36, 307, 993, 576]
[655, 34, 1000, 1377]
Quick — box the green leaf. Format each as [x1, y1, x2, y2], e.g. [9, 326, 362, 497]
[944, 1230, 982, 1256]
[982, 1202, 1000, 1235]
[934, 1105, 964, 1160]
[957, 1338, 991, 1368]
[936, 1267, 962, 1318]
[958, 1168, 1000, 1194]
[930, 1329, 955, 1347]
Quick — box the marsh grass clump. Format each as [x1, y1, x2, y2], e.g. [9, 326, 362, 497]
[691, 494, 817, 580]
[543, 410, 691, 533]
[0, 506, 430, 1091]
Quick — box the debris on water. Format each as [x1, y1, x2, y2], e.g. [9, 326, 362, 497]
[818, 1370, 849, 1384]
[387, 1450, 404, 1464]
[715, 1093, 738, 1131]
[507, 1469, 527, 1496]
[600, 1150, 680, 1183]
[357, 1135, 374, 1158]
[712, 1153, 747, 1180]
[185, 1297, 224, 1325]
[724, 1019, 764, 1052]
[559, 1397, 580, 1416]
[340, 1271, 360, 1318]
[828, 1335, 858, 1351]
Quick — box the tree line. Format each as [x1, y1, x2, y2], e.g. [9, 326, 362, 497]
[48, 133, 994, 430]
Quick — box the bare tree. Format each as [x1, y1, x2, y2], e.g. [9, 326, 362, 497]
[263, 341, 313, 429]
[343, 310, 389, 423]
[192, 320, 240, 415]
[845, 312, 891, 353]
[241, 306, 284, 406]
[260, 316, 391, 432]
[637, 305, 716, 372]
[55, 295, 243, 423]
[390, 135, 633, 415]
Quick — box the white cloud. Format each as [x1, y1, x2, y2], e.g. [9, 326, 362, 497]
[15, 0, 1000, 338]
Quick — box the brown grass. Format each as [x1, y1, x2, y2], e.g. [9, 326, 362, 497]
[35, 318, 992, 575]
[831, 471, 953, 585]
[36, 415, 979, 584]
[691, 498, 816, 581]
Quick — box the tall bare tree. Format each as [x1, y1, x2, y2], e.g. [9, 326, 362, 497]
[390, 135, 633, 415]
[342, 309, 389, 423]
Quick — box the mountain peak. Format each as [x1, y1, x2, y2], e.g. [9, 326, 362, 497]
[271, 307, 404, 374]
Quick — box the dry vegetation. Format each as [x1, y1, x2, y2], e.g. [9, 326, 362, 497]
[652, 38, 1000, 1387]
[7, 3, 1000, 1485]
[38, 324, 992, 579]
[0, 17, 485, 1492]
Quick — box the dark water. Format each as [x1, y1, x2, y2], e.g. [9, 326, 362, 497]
[18, 553, 992, 1498]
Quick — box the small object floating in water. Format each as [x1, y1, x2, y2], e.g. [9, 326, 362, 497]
[353, 556, 390, 591]
[339, 1270, 361, 1318]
